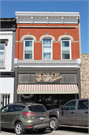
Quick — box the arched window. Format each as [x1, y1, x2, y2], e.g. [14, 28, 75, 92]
[24, 38, 34, 59]
[42, 38, 52, 59]
[61, 38, 71, 59]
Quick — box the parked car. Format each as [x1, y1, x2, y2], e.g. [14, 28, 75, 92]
[0, 102, 49, 134]
[49, 98, 89, 130]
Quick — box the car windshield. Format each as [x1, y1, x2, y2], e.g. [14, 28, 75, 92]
[28, 105, 46, 112]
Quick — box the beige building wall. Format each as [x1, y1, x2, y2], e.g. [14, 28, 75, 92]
[81, 54, 89, 98]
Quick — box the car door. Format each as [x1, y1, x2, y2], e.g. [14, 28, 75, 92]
[1, 105, 10, 127]
[5, 105, 20, 127]
[76, 99, 88, 126]
[60, 100, 77, 125]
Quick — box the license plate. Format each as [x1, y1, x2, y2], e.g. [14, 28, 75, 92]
[39, 117, 44, 120]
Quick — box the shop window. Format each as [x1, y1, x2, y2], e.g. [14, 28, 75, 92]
[24, 38, 34, 59]
[60, 74, 77, 83]
[35, 94, 59, 110]
[18, 74, 35, 83]
[59, 94, 76, 106]
[0, 43, 5, 67]
[61, 39, 71, 59]
[42, 39, 52, 59]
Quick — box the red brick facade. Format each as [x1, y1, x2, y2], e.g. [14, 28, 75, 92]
[15, 23, 80, 60]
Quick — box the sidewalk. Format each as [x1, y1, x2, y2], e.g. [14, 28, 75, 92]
[0, 128, 88, 135]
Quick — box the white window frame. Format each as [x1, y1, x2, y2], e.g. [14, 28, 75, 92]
[23, 39, 34, 60]
[0, 43, 5, 68]
[61, 39, 71, 59]
[42, 38, 52, 60]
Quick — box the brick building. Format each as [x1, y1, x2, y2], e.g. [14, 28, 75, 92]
[81, 54, 89, 98]
[14, 12, 81, 109]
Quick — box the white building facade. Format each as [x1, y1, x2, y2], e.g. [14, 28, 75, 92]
[0, 18, 16, 108]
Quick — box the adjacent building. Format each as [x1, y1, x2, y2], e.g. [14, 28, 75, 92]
[14, 12, 81, 109]
[81, 54, 89, 99]
[0, 18, 16, 108]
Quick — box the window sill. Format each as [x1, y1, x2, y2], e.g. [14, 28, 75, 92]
[61, 59, 71, 60]
[23, 59, 34, 60]
[42, 59, 53, 60]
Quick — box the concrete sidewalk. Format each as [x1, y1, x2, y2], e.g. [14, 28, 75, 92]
[0, 128, 88, 135]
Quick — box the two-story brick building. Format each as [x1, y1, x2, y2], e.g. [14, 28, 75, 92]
[14, 12, 81, 109]
[0, 18, 16, 108]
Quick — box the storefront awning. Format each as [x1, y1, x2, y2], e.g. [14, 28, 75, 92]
[17, 84, 79, 94]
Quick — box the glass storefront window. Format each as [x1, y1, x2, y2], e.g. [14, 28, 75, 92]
[35, 94, 59, 110]
[18, 94, 77, 110]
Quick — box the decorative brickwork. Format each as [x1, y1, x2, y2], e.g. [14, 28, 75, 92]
[15, 24, 80, 60]
[81, 54, 89, 98]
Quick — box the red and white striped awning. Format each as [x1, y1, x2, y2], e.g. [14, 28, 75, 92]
[17, 84, 79, 94]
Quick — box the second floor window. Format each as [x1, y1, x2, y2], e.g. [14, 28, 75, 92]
[42, 39, 52, 59]
[24, 39, 33, 59]
[0, 43, 5, 67]
[61, 39, 71, 59]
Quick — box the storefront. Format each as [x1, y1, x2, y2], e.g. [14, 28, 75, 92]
[14, 64, 81, 110]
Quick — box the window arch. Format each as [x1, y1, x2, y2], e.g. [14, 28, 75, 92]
[24, 38, 34, 59]
[39, 35, 55, 42]
[58, 35, 74, 42]
[61, 38, 71, 59]
[20, 35, 37, 42]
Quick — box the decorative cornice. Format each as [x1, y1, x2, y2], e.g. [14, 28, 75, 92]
[15, 12, 80, 24]
[15, 12, 80, 17]
[14, 58, 81, 68]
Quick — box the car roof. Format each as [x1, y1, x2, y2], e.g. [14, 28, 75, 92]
[7, 102, 43, 106]
[67, 98, 89, 102]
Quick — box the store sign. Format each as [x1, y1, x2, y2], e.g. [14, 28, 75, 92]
[36, 73, 61, 82]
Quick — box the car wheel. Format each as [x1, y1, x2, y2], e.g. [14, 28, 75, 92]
[50, 117, 59, 130]
[37, 128, 46, 132]
[15, 122, 25, 135]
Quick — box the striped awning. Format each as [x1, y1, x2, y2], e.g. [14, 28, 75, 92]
[17, 84, 79, 94]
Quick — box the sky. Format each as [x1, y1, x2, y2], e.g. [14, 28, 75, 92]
[0, 0, 89, 54]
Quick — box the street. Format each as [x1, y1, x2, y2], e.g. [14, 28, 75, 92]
[0, 128, 89, 135]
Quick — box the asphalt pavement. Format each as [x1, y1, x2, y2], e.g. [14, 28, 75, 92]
[0, 128, 89, 135]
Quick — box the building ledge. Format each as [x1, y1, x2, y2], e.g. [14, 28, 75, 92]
[14, 58, 81, 68]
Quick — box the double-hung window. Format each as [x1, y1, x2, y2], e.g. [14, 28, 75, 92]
[43, 39, 52, 59]
[61, 39, 71, 59]
[24, 39, 33, 59]
[0, 43, 5, 67]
